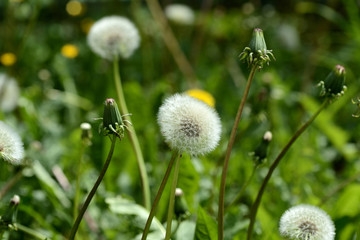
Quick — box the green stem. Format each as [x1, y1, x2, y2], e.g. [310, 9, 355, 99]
[113, 58, 151, 210]
[165, 154, 181, 240]
[218, 65, 257, 240]
[68, 137, 117, 240]
[0, 169, 23, 200]
[225, 164, 258, 212]
[16, 223, 48, 240]
[246, 99, 330, 240]
[73, 144, 86, 223]
[141, 151, 180, 240]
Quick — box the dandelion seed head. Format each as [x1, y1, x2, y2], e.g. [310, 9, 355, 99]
[87, 16, 140, 60]
[279, 204, 335, 240]
[0, 73, 20, 112]
[0, 121, 24, 165]
[164, 4, 195, 25]
[158, 94, 221, 156]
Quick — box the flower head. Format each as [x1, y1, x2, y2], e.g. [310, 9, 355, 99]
[164, 4, 195, 25]
[0, 73, 20, 112]
[101, 98, 126, 139]
[87, 16, 140, 60]
[319, 65, 346, 98]
[157, 94, 221, 156]
[0, 121, 24, 165]
[0, 52, 17, 66]
[239, 28, 275, 69]
[185, 89, 215, 108]
[279, 204, 335, 240]
[61, 44, 79, 58]
[251, 131, 272, 165]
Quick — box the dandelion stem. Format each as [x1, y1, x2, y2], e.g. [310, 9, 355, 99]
[113, 58, 151, 210]
[141, 151, 180, 240]
[165, 154, 181, 240]
[218, 65, 257, 240]
[0, 169, 23, 200]
[68, 137, 117, 240]
[73, 143, 86, 223]
[246, 99, 330, 240]
[144, 0, 197, 87]
[225, 164, 258, 212]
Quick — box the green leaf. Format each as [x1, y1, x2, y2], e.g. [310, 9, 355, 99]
[194, 207, 217, 240]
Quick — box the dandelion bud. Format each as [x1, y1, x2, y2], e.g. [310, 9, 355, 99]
[157, 94, 221, 156]
[102, 98, 125, 138]
[0, 121, 24, 165]
[251, 131, 272, 165]
[319, 65, 346, 98]
[279, 204, 335, 240]
[174, 188, 189, 218]
[80, 122, 92, 145]
[352, 97, 360, 118]
[1, 195, 20, 225]
[239, 28, 275, 69]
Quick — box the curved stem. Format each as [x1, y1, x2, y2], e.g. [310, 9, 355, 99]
[113, 59, 151, 210]
[141, 151, 180, 240]
[144, 0, 197, 87]
[218, 65, 257, 240]
[246, 99, 330, 240]
[68, 137, 117, 240]
[73, 143, 86, 223]
[165, 154, 181, 240]
[225, 164, 258, 212]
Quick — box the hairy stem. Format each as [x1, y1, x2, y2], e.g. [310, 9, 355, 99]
[218, 65, 257, 240]
[113, 59, 151, 210]
[68, 137, 117, 240]
[246, 99, 330, 240]
[141, 151, 180, 240]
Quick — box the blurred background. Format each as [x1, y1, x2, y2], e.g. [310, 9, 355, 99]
[0, 0, 359, 239]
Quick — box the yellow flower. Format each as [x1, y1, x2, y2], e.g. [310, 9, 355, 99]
[185, 89, 215, 108]
[66, 1, 84, 16]
[61, 44, 79, 58]
[81, 18, 94, 34]
[0, 53, 17, 66]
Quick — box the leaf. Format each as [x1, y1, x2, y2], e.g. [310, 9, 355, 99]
[106, 196, 166, 239]
[194, 207, 217, 240]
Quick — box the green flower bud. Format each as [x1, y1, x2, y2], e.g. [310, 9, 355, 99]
[174, 188, 190, 218]
[251, 131, 272, 165]
[0, 195, 20, 226]
[101, 98, 125, 138]
[352, 97, 360, 118]
[239, 28, 275, 69]
[319, 65, 347, 98]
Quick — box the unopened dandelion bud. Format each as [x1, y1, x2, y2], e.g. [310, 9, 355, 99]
[239, 28, 274, 69]
[102, 98, 125, 138]
[319, 65, 346, 98]
[352, 97, 360, 118]
[1, 195, 20, 225]
[279, 204, 335, 240]
[174, 188, 189, 218]
[80, 122, 92, 145]
[252, 131, 272, 165]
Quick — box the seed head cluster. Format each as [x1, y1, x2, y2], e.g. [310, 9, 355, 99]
[279, 204, 335, 240]
[87, 16, 140, 60]
[157, 94, 221, 156]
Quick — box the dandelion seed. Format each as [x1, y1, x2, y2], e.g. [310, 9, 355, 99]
[157, 94, 221, 156]
[164, 4, 195, 25]
[87, 16, 140, 60]
[0, 121, 24, 165]
[279, 204, 335, 240]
